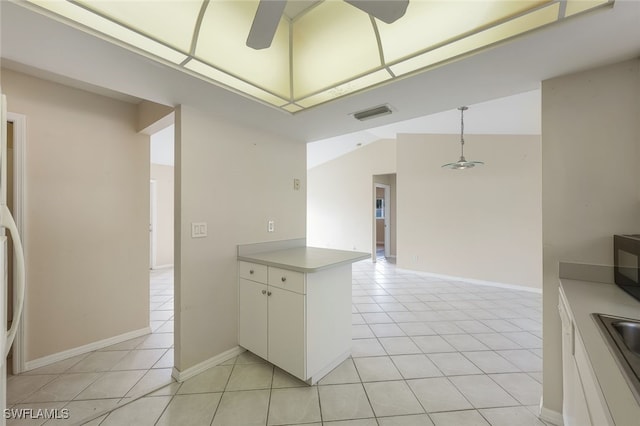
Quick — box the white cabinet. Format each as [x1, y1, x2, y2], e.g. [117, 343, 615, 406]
[238, 260, 351, 383]
[238, 278, 268, 360]
[267, 286, 305, 379]
[559, 288, 614, 426]
[559, 290, 592, 426]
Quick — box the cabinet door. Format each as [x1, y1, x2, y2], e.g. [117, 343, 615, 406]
[239, 279, 268, 360]
[268, 286, 305, 379]
[568, 358, 593, 426]
[559, 293, 592, 426]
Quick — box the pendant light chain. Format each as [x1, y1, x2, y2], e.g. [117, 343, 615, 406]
[441, 105, 483, 169]
[460, 106, 466, 158]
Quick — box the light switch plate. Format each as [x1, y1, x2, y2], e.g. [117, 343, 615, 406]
[268, 220, 275, 233]
[293, 178, 301, 191]
[191, 222, 207, 238]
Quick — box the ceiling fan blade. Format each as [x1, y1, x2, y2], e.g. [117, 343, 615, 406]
[344, 0, 409, 24]
[247, 0, 287, 50]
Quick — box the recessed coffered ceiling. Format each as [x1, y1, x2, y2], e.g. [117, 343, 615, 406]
[14, 0, 612, 113]
[2, 0, 640, 144]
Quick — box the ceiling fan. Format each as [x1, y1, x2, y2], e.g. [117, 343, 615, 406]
[247, 0, 410, 49]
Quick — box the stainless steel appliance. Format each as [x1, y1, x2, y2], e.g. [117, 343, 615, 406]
[614, 234, 640, 302]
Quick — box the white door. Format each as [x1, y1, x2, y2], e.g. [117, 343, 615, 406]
[383, 185, 391, 257]
[268, 286, 305, 379]
[238, 279, 268, 360]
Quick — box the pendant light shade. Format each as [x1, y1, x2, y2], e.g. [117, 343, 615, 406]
[442, 106, 484, 170]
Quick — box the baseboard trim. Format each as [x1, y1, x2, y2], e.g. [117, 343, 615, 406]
[25, 327, 151, 371]
[539, 398, 564, 426]
[172, 346, 245, 382]
[413, 270, 542, 294]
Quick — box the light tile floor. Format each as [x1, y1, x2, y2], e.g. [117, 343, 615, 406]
[83, 258, 547, 425]
[6, 268, 174, 425]
[9, 260, 548, 425]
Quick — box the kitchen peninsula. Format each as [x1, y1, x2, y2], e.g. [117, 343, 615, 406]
[237, 239, 369, 384]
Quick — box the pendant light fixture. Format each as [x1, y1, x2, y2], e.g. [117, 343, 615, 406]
[442, 106, 484, 170]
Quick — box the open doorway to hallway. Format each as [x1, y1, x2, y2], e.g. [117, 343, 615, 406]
[373, 174, 397, 264]
[149, 123, 175, 363]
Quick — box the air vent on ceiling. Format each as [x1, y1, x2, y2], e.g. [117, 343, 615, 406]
[352, 104, 393, 121]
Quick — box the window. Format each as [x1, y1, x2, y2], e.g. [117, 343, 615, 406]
[375, 198, 385, 219]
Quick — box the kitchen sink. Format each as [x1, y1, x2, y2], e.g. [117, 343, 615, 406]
[593, 314, 640, 403]
[613, 321, 640, 355]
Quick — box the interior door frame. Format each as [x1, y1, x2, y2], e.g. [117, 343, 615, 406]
[373, 183, 391, 261]
[7, 112, 26, 374]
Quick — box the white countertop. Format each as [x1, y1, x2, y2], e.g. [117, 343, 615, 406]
[560, 278, 640, 425]
[238, 246, 370, 273]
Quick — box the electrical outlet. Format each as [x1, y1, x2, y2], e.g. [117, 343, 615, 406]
[268, 220, 275, 232]
[191, 222, 207, 238]
[293, 178, 301, 191]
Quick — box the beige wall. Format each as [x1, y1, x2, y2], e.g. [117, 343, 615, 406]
[2, 69, 149, 361]
[308, 134, 541, 288]
[541, 59, 640, 415]
[307, 139, 396, 253]
[174, 105, 306, 371]
[137, 100, 174, 134]
[397, 134, 542, 289]
[151, 164, 174, 267]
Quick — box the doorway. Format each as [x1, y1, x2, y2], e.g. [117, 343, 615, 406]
[372, 174, 397, 263]
[149, 125, 174, 271]
[149, 123, 175, 367]
[375, 184, 390, 259]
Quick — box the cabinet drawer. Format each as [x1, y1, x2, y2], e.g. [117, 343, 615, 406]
[269, 267, 305, 294]
[239, 261, 268, 283]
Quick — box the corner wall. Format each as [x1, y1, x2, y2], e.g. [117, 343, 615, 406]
[2, 69, 149, 361]
[174, 105, 306, 371]
[541, 59, 640, 416]
[307, 139, 396, 253]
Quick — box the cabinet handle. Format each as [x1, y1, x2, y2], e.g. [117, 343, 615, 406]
[261, 289, 266, 295]
[281, 277, 286, 282]
[249, 270, 254, 274]
[267, 291, 272, 296]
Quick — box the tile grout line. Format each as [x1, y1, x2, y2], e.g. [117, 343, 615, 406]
[207, 351, 239, 425]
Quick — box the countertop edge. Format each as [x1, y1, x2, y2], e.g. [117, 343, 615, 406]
[560, 278, 640, 425]
[238, 247, 370, 273]
[237, 253, 369, 273]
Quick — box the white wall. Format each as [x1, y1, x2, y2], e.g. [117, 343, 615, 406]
[2, 69, 149, 361]
[541, 59, 640, 416]
[397, 134, 542, 289]
[174, 105, 306, 372]
[151, 125, 175, 166]
[150, 163, 174, 267]
[307, 139, 396, 253]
